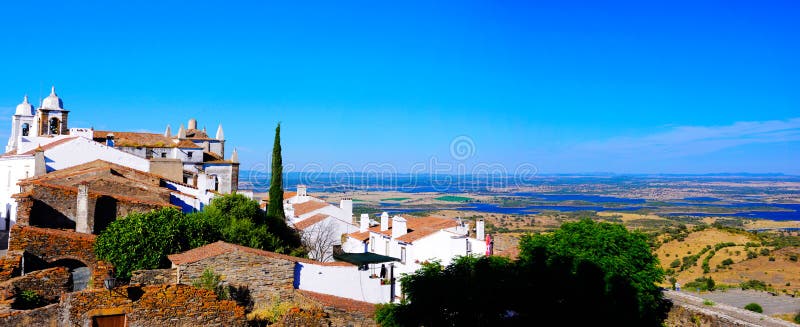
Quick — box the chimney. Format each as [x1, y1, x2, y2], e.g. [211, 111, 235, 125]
[197, 171, 211, 192]
[188, 118, 197, 130]
[380, 212, 389, 231]
[76, 183, 90, 234]
[391, 215, 407, 239]
[340, 198, 353, 220]
[297, 185, 307, 197]
[105, 133, 115, 147]
[33, 147, 46, 176]
[360, 214, 369, 232]
[476, 219, 485, 241]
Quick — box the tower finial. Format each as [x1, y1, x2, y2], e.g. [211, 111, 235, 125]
[23, 94, 29, 104]
[216, 124, 224, 140]
[164, 124, 172, 138]
[231, 148, 239, 163]
[50, 85, 56, 96]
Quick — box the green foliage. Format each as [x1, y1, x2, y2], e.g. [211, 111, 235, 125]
[759, 248, 770, 256]
[702, 299, 714, 306]
[721, 258, 734, 266]
[95, 194, 304, 278]
[744, 303, 763, 313]
[794, 311, 800, 324]
[740, 279, 768, 291]
[669, 259, 681, 268]
[378, 220, 669, 326]
[13, 289, 45, 309]
[94, 207, 185, 278]
[267, 123, 286, 220]
[192, 268, 229, 300]
[789, 254, 798, 262]
[685, 277, 715, 291]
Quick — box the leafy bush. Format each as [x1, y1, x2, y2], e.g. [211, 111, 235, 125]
[721, 258, 734, 266]
[703, 299, 714, 306]
[192, 268, 229, 300]
[794, 311, 800, 324]
[669, 259, 681, 268]
[760, 248, 770, 256]
[685, 277, 715, 291]
[13, 290, 44, 309]
[740, 279, 768, 291]
[789, 254, 798, 262]
[744, 303, 763, 313]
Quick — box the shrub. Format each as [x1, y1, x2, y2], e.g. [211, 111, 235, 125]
[789, 254, 798, 262]
[192, 268, 229, 300]
[670, 259, 681, 268]
[13, 290, 44, 309]
[744, 303, 763, 313]
[760, 248, 770, 256]
[794, 311, 800, 324]
[740, 279, 768, 291]
[721, 258, 734, 266]
[703, 299, 714, 306]
[685, 277, 716, 291]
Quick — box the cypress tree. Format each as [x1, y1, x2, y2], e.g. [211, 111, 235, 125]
[268, 123, 286, 220]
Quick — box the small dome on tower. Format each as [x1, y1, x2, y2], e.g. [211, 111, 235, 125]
[41, 86, 64, 110]
[15, 95, 35, 116]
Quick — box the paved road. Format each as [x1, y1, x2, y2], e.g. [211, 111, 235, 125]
[665, 290, 798, 327]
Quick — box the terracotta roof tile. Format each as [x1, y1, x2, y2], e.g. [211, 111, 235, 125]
[348, 231, 370, 241]
[168, 241, 352, 266]
[94, 131, 176, 148]
[296, 289, 376, 316]
[293, 214, 329, 231]
[292, 201, 329, 216]
[175, 139, 203, 149]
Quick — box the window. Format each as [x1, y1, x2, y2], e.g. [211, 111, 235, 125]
[161, 152, 167, 158]
[370, 237, 375, 252]
[21, 123, 30, 136]
[466, 239, 472, 254]
[187, 151, 193, 159]
[401, 247, 406, 264]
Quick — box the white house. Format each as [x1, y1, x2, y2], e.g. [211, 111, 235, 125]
[342, 212, 490, 301]
[281, 185, 360, 262]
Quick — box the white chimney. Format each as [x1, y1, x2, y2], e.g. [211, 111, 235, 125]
[391, 215, 407, 239]
[360, 214, 369, 232]
[340, 198, 353, 220]
[197, 171, 211, 192]
[380, 212, 389, 231]
[476, 219, 485, 241]
[297, 185, 307, 197]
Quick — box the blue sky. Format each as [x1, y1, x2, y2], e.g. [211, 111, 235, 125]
[0, 1, 798, 174]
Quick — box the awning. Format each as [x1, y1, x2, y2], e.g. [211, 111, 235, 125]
[333, 252, 400, 265]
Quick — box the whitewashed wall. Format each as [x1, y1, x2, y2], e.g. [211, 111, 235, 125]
[297, 262, 394, 303]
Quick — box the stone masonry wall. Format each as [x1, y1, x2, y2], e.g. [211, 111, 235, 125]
[0, 303, 60, 327]
[130, 269, 177, 286]
[0, 267, 72, 303]
[63, 283, 246, 327]
[0, 251, 23, 282]
[178, 251, 295, 306]
[8, 225, 111, 289]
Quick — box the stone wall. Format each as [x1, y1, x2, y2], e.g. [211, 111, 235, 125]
[63, 283, 246, 327]
[130, 269, 176, 285]
[665, 304, 754, 327]
[177, 251, 295, 306]
[294, 290, 377, 327]
[8, 225, 110, 289]
[0, 303, 60, 327]
[0, 251, 23, 282]
[0, 267, 71, 303]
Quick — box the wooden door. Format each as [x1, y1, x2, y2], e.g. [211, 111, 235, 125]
[92, 314, 126, 327]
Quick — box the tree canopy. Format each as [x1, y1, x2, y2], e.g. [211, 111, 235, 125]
[95, 193, 304, 278]
[376, 219, 670, 327]
[267, 123, 285, 220]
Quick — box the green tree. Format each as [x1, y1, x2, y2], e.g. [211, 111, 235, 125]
[267, 123, 286, 220]
[377, 219, 669, 326]
[94, 208, 185, 278]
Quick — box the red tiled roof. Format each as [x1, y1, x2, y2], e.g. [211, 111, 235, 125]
[296, 289, 376, 316]
[293, 214, 329, 231]
[292, 201, 329, 216]
[167, 241, 352, 266]
[94, 131, 176, 148]
[348, 216, 458, 244]
[175, 139, 203, 149]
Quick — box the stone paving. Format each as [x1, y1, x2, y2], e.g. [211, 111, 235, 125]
[685, 289, 800, 316]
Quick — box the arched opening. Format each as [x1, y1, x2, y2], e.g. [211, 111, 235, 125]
[94, 196, 118, 234]
[50, 258, 90, 291]
[48, 117, 60, 135]
[21, 123, 30, 136]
